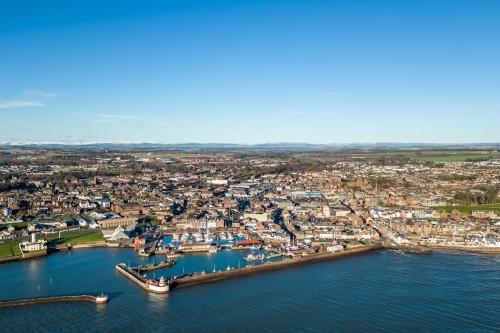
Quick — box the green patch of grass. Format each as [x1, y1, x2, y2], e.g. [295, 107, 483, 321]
[0, 221, 29, 231]
[69, 231, 104, 244]
[415, 151, 500, 162]
[47, 230, 104, 246]
[434, 203, 500, 214]
[0, 242, 22, 258]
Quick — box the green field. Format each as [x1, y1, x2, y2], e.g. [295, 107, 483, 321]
[48, 230, 104, 246]
[0, 221, 29, 231]
[0, 241, 22, 258]
[307, 149, 500, 164]
[434, 203, 500, 214]
[415, 152, 500, 162]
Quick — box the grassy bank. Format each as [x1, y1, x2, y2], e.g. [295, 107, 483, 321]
[48, 230, 104, 247]
[0, 242, 22, 258]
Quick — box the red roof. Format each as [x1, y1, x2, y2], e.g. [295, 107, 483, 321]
[236, 239, 261, 246]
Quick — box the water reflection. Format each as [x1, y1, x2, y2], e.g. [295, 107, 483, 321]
[147, 292, 169, 312]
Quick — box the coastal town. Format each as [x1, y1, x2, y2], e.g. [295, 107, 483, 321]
[0, 147, 499, 271]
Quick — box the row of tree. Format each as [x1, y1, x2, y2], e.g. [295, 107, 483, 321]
[454, 186, 499, 205]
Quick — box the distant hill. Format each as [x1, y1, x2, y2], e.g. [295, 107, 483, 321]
[1, 142, 499, 151]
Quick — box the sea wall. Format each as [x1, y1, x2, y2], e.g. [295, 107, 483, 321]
[71, 241, 107, 249]
[0, 295, 104, 308]
[424, 245, 500, 255]
[0, 255, 23, 264]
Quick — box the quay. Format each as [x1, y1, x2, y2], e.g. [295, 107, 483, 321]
[116, 263, 170, 293]
[172, 244, 383, 290]
[0, 294, 109, 308]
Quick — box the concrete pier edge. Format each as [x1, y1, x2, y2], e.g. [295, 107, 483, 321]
[0, 294, 108, 308]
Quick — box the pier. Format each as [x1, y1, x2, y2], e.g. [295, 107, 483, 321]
[116, 263, 170, 293]
[0, 294, 108, 308]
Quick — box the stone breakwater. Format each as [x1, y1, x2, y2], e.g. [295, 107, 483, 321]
[0, 294, 108, 308]
[172, 244, 383, 290]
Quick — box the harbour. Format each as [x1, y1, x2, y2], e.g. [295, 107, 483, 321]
[0, 248, 499, 332]
[115, 244, 381, 293]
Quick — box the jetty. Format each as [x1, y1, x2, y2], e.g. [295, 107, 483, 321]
[0, 294, 108, 308]
[116, 263, 170, 293]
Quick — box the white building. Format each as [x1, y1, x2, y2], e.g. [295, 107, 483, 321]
[20, 233, 47, 252]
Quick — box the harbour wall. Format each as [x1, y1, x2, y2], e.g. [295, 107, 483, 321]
[0, 250, 46, 264]
[0, 295, 105, 308]
[0, 254, 23, 264]
[71, 241, 107, 249]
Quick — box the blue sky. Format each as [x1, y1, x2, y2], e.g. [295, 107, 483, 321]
[1, 0, 499, 144]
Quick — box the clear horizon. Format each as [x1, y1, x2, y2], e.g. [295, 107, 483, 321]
[1, 0, 500, 143]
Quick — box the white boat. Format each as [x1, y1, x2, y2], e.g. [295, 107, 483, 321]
[246, 253, 265, 261]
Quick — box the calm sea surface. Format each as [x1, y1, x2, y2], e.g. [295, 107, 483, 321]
[0, 248, 499, 332]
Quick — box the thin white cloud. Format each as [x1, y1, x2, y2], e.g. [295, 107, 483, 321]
[25, 89, 60, 97]
[0, 101, 44, 109]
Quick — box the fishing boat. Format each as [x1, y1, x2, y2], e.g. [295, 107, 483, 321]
[245, 253, 265, 261]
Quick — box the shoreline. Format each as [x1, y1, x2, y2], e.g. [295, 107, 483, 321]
[421, 245, 500, 255]
[386, 244, 500, 255]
